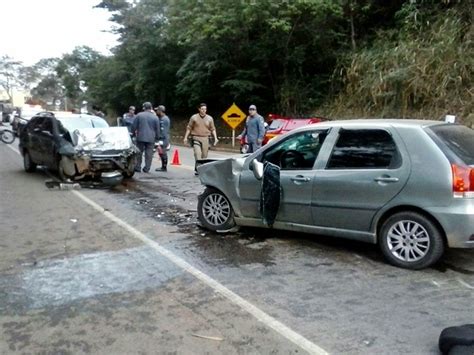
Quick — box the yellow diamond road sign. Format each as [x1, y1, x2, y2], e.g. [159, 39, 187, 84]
[221, 103, 246, 129]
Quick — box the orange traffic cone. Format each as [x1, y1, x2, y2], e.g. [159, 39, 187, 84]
[171, 149, 181, 165]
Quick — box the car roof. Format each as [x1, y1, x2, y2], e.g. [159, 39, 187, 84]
[304, 118, 446, 130]
[34, 111, 105, 121]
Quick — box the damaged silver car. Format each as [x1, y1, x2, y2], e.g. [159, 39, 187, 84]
[19, 111, 139, 186]
[197, 119, 474, 269]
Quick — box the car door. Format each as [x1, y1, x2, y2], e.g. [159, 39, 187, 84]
[239, 128, 329, 225]
[36, 117, 56, 168]
[25, 117, 45, 163]
[311, 126, 411, 232]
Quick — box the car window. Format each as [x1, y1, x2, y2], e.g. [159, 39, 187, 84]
[327, 129, 400, 169]
[57, 116, 109, 131]
[428, 124, 474, 165]
[267, 119, 285, 131]
[262, 129, 328, 170]
[27, 117, 45, 133]
[40, 117, 53, 133]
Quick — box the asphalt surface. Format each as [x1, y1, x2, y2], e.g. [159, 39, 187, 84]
[1, 138, 473, 354]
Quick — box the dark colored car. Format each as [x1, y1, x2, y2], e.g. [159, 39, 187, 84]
[198, 119, 474, 270]
[11, 105, 44, 134]
[19, 111, 139, 186]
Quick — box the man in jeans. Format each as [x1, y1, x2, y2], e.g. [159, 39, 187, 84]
[238, 104, 265, 153]
[131, 102, 161, 173]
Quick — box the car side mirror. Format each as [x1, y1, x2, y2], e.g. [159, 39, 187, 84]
[251, 159, 263, 180]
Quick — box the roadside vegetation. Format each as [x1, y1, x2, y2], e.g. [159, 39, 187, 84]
[1, 0, 472, 128]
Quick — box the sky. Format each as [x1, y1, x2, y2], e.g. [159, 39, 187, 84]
[0, 0, 119, 66]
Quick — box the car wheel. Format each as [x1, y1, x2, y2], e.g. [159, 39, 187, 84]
[0, 129, 15, 144]
[198, 187, 236, 232]
[56, 157, 68, 181]
[123, 170, 135, 178]
[379, 212, 445, 270]
[23, 150, 37, 172]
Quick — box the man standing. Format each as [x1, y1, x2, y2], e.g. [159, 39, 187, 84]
[183, 103, 219, 175]
[238, 104, 265, 153]
[154, 105, 170, 172]
[131, 102, 160, 173]
[122, 106, 136, 133]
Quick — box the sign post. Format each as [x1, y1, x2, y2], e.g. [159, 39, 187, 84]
[221, 103, 246, 147]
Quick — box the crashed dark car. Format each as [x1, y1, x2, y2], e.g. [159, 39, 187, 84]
[19, 111, 139, 186]
[197, 119, 474, 270]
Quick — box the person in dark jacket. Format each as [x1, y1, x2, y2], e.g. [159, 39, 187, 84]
[154, 105, 170, 172]
[121, 106, 136, 133]
[131, 102, 160, 173]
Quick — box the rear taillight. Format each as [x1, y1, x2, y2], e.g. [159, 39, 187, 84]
[452, 164, 474, 198]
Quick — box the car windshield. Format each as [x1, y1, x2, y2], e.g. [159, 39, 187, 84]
[21, 109, 43, 119]
[267, 119, 285, 131]
[429, 124, 474, 165]
[57, 116, 109, 132]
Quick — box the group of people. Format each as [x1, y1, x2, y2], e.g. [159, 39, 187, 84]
[122, 101, 265, 176]
[120, 102, 170, 173]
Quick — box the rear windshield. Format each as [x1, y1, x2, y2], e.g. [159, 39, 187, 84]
[429, 124, 474, 165]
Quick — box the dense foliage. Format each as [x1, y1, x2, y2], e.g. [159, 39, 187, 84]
[2, 0, 472, 127]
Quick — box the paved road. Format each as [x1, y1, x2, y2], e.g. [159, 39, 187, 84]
[1, 140, 473, 354]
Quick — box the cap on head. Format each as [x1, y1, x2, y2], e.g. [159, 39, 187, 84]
[249, 104, 257, 110]
[155, 105, 166, 112]
[142, 102, 152, 110]
[129, 106, 135, 111]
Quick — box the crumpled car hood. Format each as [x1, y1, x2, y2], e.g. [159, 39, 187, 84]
[72, 127, 133, 151]
[198, 155, 248, 216]
[198, 155, 247, 182]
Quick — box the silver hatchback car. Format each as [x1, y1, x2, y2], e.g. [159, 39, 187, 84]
[197, 119, 474, 270]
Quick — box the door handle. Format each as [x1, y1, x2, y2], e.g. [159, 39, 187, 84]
[374, 176, 399, 183]
[291, 176, 310, 183]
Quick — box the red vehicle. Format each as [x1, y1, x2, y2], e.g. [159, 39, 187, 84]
[263, 113, 326, 144]
[239, 113, 326, 153]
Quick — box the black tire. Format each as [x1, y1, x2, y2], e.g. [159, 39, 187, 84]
[123, 170, 135, 178]
[56, 157, 68, 181]
[0, 129, 15, 144]
[379, 211, 445, 270]
[240, 144, 249, 154]
[23, 150, 37, 172]
[198, 187, 236, 232]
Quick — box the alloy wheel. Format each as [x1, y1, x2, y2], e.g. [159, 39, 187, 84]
[386, 220, 430, 262]
[202, 193, 232, 227]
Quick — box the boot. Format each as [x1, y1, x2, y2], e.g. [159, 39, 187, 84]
[155, 158, 167, 171]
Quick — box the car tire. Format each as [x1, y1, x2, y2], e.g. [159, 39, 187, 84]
[0, 129, 15, 144]
[240, 144, 249, 154]
[123, 170, 135, 178]
[379, 211, 445, 270]
[23, 150, 37, 172]
[56, 157, 69, 181]
[198, 187, 236, 232]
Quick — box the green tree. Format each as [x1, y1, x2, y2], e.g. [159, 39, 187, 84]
[0, 55, 24, 102]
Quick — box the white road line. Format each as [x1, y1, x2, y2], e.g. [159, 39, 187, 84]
[457, 278, 474, 290]
[72, 190, 329, 355]
[8, 141, 328, 352]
